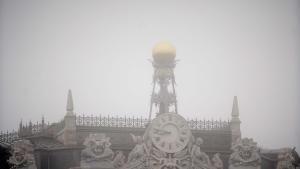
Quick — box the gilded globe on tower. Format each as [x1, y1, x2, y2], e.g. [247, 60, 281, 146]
[152, 41, 176, 63]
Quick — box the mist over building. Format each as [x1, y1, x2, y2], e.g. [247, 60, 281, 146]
[0, 1, 300, 169]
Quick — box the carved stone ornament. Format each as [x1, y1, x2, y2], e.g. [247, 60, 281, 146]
[8, 139, 37, 169]
[80, 133, 114, 169]
[122, 134, 148, 169]
[191, 137, 212, 169]
[229, 138, 261, 169]
[148, 145, 192, 169]
[124, 113, 227, 169]
[276, 148, 295, 169]
[211, 153, 223, 169]
[113, 151, 126, 169]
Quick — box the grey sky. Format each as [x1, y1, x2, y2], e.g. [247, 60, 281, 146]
[0, 0, 299, 151]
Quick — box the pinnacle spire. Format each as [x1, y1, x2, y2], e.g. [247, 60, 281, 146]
[231, 96, 239, 120]
[66, 89, 74, 116]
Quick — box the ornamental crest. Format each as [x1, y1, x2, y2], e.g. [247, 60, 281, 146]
[229, 138, 261, 168]
[80, 133, 114, 169]
[276, 148, 295, 169]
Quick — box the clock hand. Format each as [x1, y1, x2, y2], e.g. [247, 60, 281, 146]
[161, 130, 171, 135]
[154, 129, 171, 135]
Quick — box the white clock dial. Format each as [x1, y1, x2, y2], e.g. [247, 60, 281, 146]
[149, 113, 191, 153]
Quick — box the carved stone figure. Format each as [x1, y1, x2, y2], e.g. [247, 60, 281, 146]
[229, 138, 261, 169]
[211, 153, 223, 169]
[113, 151, 125, 169]
[80, 133, 114, 169]
[124, 134, 148, 169]
[128, 134, 147, 163]
[191, 137, 212, 169]
[8, 140, 37, 169]
[276, 148, 295, 169]
[174, 147, 192, 169]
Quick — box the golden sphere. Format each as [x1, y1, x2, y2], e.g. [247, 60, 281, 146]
[152, 41, 176, 63]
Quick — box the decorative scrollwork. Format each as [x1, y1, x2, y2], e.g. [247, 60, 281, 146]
[229, 138, 261, 168]
[80, 133, 114, 169]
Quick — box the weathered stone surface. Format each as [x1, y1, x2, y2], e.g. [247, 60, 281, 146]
[211, 153, 223, 169]
[276, 148, 296, 169]
[191, 137, 212, 169]
[229, 138, 261, 169]
[8, 139, 37, 169]
[122, 134, 148, 169]
[80, 133, 114, 169]
[229, 166, 259, 169]
[113, 151, 125, 169]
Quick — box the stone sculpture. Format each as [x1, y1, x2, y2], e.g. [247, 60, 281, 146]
[229, 138, 261, 169]
[127, 134, 147, 163]
[80, 133, 114, 169]
[8, 139, 37, 169]
[276, 148, 295, 169]
[211, 153, 223, 169]
[124, 134, 148, 169]
[191, 137, 212, 169]
[113, 151, 125, 169]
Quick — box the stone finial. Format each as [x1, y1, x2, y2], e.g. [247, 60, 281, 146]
[231, 96, 239, 120]
[230, 96, 241, 143]
[66, 89, 74, 116]
[56, 89, 77, 145]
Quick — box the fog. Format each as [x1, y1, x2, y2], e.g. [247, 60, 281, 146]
[0, 0, 299, 151]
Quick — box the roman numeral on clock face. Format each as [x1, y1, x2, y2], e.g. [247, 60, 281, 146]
[168, 115, 172, 121]
[155, 137, 160, 142]
[153, 128, 160, 134]
[176, 141, 182, 147]
[180, 137, 185, 143]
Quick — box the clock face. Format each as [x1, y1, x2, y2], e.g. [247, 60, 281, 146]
[149, 113, 191, 153]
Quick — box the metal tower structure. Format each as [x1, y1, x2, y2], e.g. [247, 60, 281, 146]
[149, 42, 178, 120]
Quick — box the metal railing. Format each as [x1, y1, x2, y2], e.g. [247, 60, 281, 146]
[0, 130, 19, 145]
[76, 115, 230, 130]
[76, 115, 149, 128]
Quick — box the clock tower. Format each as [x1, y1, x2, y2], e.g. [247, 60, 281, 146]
[149, 41, 178, 119]
[145, 42, 193, 169]
[125, 42, 216, 169]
